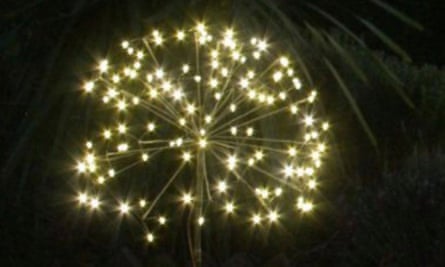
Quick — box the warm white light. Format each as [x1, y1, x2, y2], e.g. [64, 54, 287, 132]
[198, 216, 205, 226]
[279, 56, 289, 67]
[121, 40, 129, 48]
[308, 180, 317, 189]
[217, 181, 227, 193]
[227, 155, 237, 170]
[119, 203, 130, 214]
[224, 202, 235, 213]
[198, 138, 208, 148]
[246, 127, 254, 136]
[268, 211, 279, 222]
[182, 64, 190, 73]
[230, 127, 237, 135]
[158, 216, 167, 225]
[118, 124, 127, 134]
[182, 151, 192, 162]
[90, 197, 100, 209]
[83, 81, 94, 92]
[304, 115, 314, 126]
[283, 164, 294, 178]
[78, 192, 88, 204]
[99, 59, 109, 73]
[252, 214, 262, 225]
[97, 176, 105, 184]
[146, 233, 154, 242]
[142, 153, 149, 162]
[182, 193, 193, 204]
[176, 30, 185, 41]
[147, 122, 156, 132]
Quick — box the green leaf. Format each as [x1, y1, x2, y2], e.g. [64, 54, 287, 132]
[325, 58, 378, 149]
[370, 0, 423, 31]
[359, 17, 411, 63]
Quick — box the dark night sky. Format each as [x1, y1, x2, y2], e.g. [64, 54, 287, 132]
[0, 1, 444, 266]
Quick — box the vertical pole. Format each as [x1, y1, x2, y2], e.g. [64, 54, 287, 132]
[193, 151, 205, 267]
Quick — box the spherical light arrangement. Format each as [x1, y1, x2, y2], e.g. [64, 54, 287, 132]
[73, 21, 329, 257]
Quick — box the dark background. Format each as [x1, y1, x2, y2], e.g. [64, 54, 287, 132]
[1, 0, 444, 266]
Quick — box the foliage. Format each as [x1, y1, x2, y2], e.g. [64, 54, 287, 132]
[1, 0, 444, 266]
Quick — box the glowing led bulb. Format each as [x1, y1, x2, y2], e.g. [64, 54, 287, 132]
[224, 202, 235, 213]
[230, 127, 237, 135]
[268, 211, 279, 222]
[182, 151, 192, 162]
[283, 164, 294, 178]
[158, 216, 166, 225]
[98, 59, 109, 73]
[301, 202, 313, 212]
[254, 150, 264, 160]
[252, 214, 262, 225]
[117, 99, 127, 111]
[204, 115, 212, 124]
[78, 193, 88, 204]
[273, 71, 283, 82]
[209, 78, 218, 88]
[176, 30, 185, 40]
[258, 40, 267, 51]
[119, 203, 130, 214]
[147, 122, 156, 132]
[182, 64, 190, 73]
[322, 122, 330, 131]
[293, 78, 302, 90]
[288, 147, 297, 157]
[308, 180, 317, 189]
[230, 104, 236, 112]
[77, 162, 86, 173]
[182, 193, 193, 204]
[121, 40, 129, 48]
[304, 115, 314, 126]
[198, 138, 208, 148]
[227, 155, 237, 170]
[246, 127, 254, 136]
[198, 216, 205, 226]
[117, 124, 127, 134]
[146, 233, 155, 243]
[97, 176, 105, 184]
[142, 153, 149, 162]
[186, 104, 196, 114]
[139, 199, 147, 208]
[90, 197, 100, 209]
[83, 81, 94, 92]
[155, 68, 164, 79]
[279, 56, 289, 67]
[217, 181, 227, 193]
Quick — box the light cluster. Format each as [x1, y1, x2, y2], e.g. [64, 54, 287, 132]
[74, 22, 329, 243]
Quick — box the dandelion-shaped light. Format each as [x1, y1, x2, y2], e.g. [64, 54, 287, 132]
[74, 22, 329, 263]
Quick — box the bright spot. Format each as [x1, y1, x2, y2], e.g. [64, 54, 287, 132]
[182, 151, 192, 162]
[83, 81, 94, 92]
[158, 216, 166, 225]
[78, 192, 88, 204]
[146, 233, 154, 243]
[119, 203, 130, 214]
[224, 202, 235, 214]
[182, 193, 193, 204]
[90, 197, 100, 209]
[217, 181, 227, 193]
